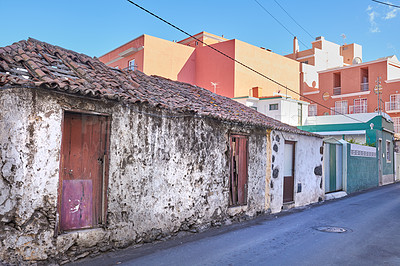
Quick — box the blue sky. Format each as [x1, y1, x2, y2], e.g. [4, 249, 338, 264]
[1, 0, 399, 62]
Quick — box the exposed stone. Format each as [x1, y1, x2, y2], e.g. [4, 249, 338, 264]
[275, 135, 280, 143]
[273, 144, 278, 152]
[272, 155, 275, 163]
[314, 165, 323, 176]
[272, 168, 279, 179]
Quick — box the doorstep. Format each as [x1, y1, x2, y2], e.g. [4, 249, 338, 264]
[325, 191, 347, 201]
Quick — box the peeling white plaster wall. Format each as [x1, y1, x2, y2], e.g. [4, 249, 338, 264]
[269, 131, 324, 213]
[0, 88, 268, 264]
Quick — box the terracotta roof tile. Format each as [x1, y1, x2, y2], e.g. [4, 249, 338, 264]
[0, 38, 320, 137]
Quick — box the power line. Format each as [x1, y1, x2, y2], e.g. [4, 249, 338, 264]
[273, 0, 314, 40]
[125, 0, 366, 124]
[253, 0, 309, 49]
[372, 0, 400, 8]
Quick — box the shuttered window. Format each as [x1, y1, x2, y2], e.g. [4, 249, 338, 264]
[229, 135, 248, 206]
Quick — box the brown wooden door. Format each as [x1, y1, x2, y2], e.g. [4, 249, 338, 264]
[59, 112, 109, 232]
[230, 135, 248, 206]
[283, 141, 295, 203]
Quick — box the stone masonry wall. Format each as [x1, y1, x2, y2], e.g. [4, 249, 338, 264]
[0, 88, 268, 264]
[269, 130, 324, 213]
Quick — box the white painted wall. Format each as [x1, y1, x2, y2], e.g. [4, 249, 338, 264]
[387, 63, 400, 80]
[234, 97, 309, 127]
[314, 40, 343, 71]
[302, 63, 319, 89]
[269, 131, 324, 213]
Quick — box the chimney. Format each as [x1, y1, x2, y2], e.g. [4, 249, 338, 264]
[252, 87, 262, 98]
[293, 37, 299, 54]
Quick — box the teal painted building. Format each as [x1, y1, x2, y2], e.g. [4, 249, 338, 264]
[299, 113, 395, 194]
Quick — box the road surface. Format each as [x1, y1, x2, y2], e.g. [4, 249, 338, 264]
[72, 183, 400, 266]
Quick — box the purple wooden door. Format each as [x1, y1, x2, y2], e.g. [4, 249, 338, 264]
[59, 112, 109, 232]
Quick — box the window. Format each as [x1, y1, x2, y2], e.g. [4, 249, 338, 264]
[352, 98, 367, 114]
[360, 68, 369, 91]
[308, 104, 317, 116]
[302, 61, 309, 64]
[386, 94, 400, 111]
[333, 73, 341, 95]
[269, 103, 278, 110]
[298, 103, 303, 126]
[332, 100, 348, 115]
[386, 141, 391, 162]
[230, 135, 248, 206]
[129, 59, 135, 71]
[394, 117, 400, 133]
[250, 106, 258, 111]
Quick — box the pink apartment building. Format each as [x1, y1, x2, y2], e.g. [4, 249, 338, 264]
[286, 37, 400, 133]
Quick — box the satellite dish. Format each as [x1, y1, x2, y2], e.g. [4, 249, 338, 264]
[353, 57, 362, 64]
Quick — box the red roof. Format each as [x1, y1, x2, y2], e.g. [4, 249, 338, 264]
[0, 38, 319, 137]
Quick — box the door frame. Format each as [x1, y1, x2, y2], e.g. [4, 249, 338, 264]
[283, 140, 296, 203]
[378, 138, 383, 185]
[56, 110, 111, 234]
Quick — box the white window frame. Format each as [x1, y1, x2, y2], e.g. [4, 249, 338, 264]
[386, 140, 391, 163]
[394, 117, 400, 134]
[353, 98, 367, 114]
[308, 104, 317, 116]
[129, 59, 136, 71]
[269, 103, 279, 111]
[333, 100, 348, 115]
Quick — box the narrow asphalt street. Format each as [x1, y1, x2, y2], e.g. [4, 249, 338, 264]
[73, 183, 400, 266]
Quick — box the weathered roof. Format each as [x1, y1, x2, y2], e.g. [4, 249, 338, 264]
[0, 38, 320, 137]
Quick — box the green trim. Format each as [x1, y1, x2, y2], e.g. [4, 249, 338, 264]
[259, 96, 283, 100]
[329, 144, 336, 191]
[298, 115, 394, 133]
[231, 96, 250, 100]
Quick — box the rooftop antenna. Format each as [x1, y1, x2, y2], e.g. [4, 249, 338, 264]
[211, 82, 219, 93]
[341, 34, 347, 45]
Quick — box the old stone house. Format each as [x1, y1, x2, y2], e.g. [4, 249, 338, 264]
[0, 39, 323, 264]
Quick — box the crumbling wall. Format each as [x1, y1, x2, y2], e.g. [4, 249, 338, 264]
[0, 88, 62, 262]
[0, 88, 268, 264]
[269, 130, 324, 213]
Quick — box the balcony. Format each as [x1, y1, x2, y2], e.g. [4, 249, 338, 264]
[333, 87, 341, 95]
[385, 101, 400, 112]
[360, 83, 369, 92]
[330, 107, 348, 115]
[349, 105, 367, 114]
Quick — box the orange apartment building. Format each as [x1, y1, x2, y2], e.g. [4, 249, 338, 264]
[99, 32, 300, 99]
[286, 36, 400, 133]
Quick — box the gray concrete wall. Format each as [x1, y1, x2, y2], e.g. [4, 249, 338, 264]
[0, 88, 269, 264]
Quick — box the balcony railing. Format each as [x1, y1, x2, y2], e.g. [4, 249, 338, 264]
[330, 107, 348, 115]
[333, 87, 341, 95]
[385, 101, 400, 112]
[349, 105, 367, 114]
[360, 82, 369, 92]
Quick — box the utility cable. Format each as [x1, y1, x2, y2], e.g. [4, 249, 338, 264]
[125, 0, 367, 124]
[372, 0, 400, 9]
[253, 0, 309, 49]
[273, 0, 314, 40]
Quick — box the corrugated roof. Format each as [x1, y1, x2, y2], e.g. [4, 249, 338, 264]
[0, 38, 320, 137]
